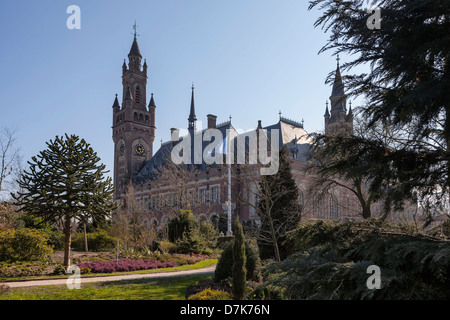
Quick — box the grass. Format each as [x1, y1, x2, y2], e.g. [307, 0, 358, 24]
[1, 273, 213, 300]
[0, 259, 218, 300]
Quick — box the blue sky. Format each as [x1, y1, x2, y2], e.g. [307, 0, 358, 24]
[0, 0, 363, 180]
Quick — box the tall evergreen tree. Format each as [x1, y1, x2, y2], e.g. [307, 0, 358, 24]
[232, 217, 247, 300]
[257, 146, 301, 261]
[13, 134, 116, 268]
[308, 0, 450, 213]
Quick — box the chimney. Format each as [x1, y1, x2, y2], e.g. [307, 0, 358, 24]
[207, 114, 217, 129]
[170, 128, 179, 142]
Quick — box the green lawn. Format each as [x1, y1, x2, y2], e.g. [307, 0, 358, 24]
[0, 259, 217, 300]
[1, 273, 213, 300]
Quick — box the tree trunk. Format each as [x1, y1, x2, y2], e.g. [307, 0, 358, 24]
[83, 223, 89, 252]
[63, 215, 72, 269]
[268, 215, 281, 262]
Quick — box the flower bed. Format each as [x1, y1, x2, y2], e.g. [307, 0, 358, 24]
[77, 259, 176, 273]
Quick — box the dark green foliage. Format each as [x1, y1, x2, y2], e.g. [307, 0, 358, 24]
[13, 134, 116, 267]
[308, 0, 450, 213]
[232, 218, 246, 300]
[169, 210, 218, 255]
[257, 146, 301, 261]
[256, 220, 450, 300]
[215, 239, 262, 282]
[168, 210, 196, 243]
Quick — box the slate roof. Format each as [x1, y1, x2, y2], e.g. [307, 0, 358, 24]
[134, 117, 313, 183]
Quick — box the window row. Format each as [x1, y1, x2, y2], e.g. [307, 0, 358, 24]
[146, 186, 220, 211]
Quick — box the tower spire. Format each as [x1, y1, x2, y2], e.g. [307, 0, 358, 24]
[188, 84, 197, 130]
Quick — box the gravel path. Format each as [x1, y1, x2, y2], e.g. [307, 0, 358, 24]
[4, 265, 216, 288]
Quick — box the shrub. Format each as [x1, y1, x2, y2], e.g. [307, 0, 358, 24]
[71, 231, 116, 252]
[257, 220, 450, 300]
[158, 240, 177, 254]
[0, 262, 46, 278]
[77, 259, 176, 273]
[187, 288, 233, 300]
[232, 218, 246, 300]
[0, 228, 53, 262]
[215, 238, 262, 282]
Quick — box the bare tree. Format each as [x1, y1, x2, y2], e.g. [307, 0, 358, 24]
[0, 127, 22, 195]
[111, 183, 156, 252]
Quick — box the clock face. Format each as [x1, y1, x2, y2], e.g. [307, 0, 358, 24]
[134, 143, 145, 156]
[119, 144, 125, 156]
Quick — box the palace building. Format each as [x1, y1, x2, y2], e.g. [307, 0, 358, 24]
[111, 34, 416, 233]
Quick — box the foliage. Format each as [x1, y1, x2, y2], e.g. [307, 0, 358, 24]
[13, 134, 116, 268]
[256, 220, 450, 300]
[215, 239, 261, 282]
[168, 210, 219, 255]
[111, 184, 156, 253]
[232, 218, 246, 300]
[187, 288, 233, 300]
[186, 278, 232, 298]
[77, 259, 176, 273]
[71, 231, 116, 252]
[0, 228, 53, 262]
[257, 146, 301, 261]
[0, 261, 47, 278]
[158, 240, 177, 254]
[308, 0, 450, 217]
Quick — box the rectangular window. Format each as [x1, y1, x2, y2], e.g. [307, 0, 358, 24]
[200, 188, 208, 205]
[211, 186, 220, 204]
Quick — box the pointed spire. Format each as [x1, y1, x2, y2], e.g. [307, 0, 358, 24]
[112, 94, 120, 109]
[324, 101, 330, 117]
[331, 54, 344, 96]
[129, 37, 142, 58]
[348, 101, 353, 115]
[129, 21, 142, 57]
[149, 93, 156, 107]
[188, 84, 197, 130]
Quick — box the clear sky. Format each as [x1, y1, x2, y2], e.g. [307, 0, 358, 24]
[0, 0, 363, 182]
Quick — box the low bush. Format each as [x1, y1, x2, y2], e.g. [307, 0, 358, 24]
[0, 262, 46, 278]
[0, 228, 53, 262]
[77, 259, 176, 273]
[185, 279, 232, 299]
[187, 288, 233, 300]
[158, 240, 177, 254]
[215, 239, 262, 282]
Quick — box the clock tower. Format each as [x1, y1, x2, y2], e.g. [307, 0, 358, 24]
[112, 29, 156, 197]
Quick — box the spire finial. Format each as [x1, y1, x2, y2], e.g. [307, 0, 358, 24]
[133, 21, 138, 39]
[279, 110, 282, 119]
[336, 53, 340, 66]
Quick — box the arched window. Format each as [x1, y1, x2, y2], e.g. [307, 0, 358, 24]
[135, 86, 141, 105]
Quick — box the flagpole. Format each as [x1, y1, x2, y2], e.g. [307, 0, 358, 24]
[226, 126, 233, 236]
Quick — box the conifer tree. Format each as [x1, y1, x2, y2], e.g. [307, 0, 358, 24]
[13, 134, 116, 268]
[232, 217, 247, 300]
[257, 146, 301, 261]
